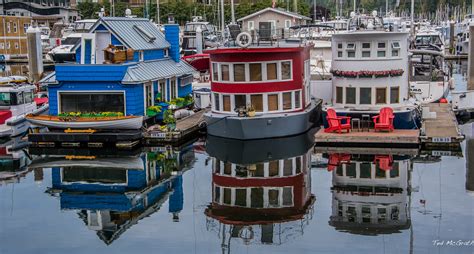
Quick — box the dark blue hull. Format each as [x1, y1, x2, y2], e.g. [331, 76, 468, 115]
[322, 108, 421, 130]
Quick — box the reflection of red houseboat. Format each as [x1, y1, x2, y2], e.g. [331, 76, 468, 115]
[205, 149, 314, 246]
[204, 41, 322, 140]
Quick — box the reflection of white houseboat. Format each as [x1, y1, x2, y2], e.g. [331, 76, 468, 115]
[205, 133, 315, 249]
[0, 137, 30, 184]
[328, 153, 411, 235]
[325, 13, 420, 129]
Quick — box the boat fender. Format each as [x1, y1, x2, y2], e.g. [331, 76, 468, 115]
[236, 32, 252, 48]
[198, 121, 207, 128]
[449, 78, 455, 89]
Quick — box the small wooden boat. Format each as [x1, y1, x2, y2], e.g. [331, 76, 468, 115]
[26, 115, 144, 130]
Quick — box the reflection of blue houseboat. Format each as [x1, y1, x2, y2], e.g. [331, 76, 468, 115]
[41, 17, 195, 119]
[39, 145, 195, 244]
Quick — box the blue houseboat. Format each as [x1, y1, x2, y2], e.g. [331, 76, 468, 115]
[40, 17, 196, 121]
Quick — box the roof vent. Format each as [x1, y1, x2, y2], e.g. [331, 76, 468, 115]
[133, 25, 156, 43]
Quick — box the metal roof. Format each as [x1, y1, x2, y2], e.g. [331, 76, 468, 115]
[122, 58, 197, 83]
[39, 71, 57, 84]
[94, 17, 171, 50]
[237, 7, 312, 22]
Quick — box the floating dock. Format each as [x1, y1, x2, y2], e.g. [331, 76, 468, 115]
[314, 129, 420, 148]
[144, 109, 207, 145]
[420, 103, 464, 148]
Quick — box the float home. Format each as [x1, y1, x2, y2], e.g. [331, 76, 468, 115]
[40, 17, 195, 118]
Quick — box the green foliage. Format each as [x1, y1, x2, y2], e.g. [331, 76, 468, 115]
[163, 109, 176, 124]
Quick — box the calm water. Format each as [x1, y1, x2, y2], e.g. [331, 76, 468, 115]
[0, 63, 473, 254]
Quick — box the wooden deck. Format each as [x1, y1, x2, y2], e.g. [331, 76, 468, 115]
[144, 109, 207, 144]
[420, 103, 464, 147]
[314, 128, 420, 147]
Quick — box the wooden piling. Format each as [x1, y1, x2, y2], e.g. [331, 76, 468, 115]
[468, 24, 474, 90]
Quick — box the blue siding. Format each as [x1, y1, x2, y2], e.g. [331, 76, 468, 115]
[169, 176, 183, 213]
[55, 64, 129, 82]
[94, 24, 107, 31]
[75, 46, 81, 64]
[164, 24, 180, 62]
[48, 81, 144, 116]
[126, 170, 147, 189]
[178, 80, 192, 98]
[60, 193, 133, 211]
[144, 49, 164, 61]
[111, 34, 122, 46]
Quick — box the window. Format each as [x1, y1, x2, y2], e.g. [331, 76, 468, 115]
[346, 43, 356, 58]
[251, 188, 263, 208]
[23, 24, 29, 33]
[347, 51, 356, 58]
[233, 64, 245, 82]
[282, 187, 293, 206]
[279, 92, 291, 110]
[376, 88, 387, 104]
[269, 161, 279, 176]
[234, 94, 246, 109]
[390, 87, 399, 103]
[391, 41, 400, 57]
[14, 42, 18, 49]
[7, 22, 10, 33]
[294, 91, 301, 108]
[285, 20, 291, 29]
[223, 95, 231, 111]
[13, 22, 17, 33]
[235, 189, 247, 207]
[249, 63, 262, 81]
[16, 92, 24, 104]
[223, 188, 231, 204]
[248, 21, 254, 31]
[346, 43, 356, 50]
[60, 93, 125, 113]
[266, 63, 277, 80]
[377, 42, 386, 57]
[251, 94, 263, 112]
[170, 79, 177, 99]
[345, 87, 356, 104]
[360, 88, 372, 104]
[212, 63, 218, 81]
[336, 87, 343, 103]
[283, 159, 292, 176]
[337, 51, 343, 58]
[268, 189, 279, 206]
[268, 94, 279, 111]
[224, 162, 232, 175]
[281, 61, 291, 80]
[337, 43, 343, 49]
[221, 64, 229, 81]
[0, 43, 4, 49]
[362, 43, 371, 58]
[360, 163, 371, 178]
[346, 163, 356, 178]
[6, 42, 10, 49]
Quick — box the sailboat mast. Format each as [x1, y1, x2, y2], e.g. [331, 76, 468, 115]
[220, 0, 225, 32]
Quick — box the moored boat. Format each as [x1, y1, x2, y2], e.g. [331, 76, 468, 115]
[0, 77, 48, 138]
[26, 115, 144, 130]
[204, 33, 322, 140]
[324, 12, 420, 129]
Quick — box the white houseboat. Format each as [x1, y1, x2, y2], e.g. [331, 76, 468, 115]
[326, 13, 420, 129]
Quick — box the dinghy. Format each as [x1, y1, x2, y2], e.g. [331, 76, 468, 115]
[26, 115, 144, 130]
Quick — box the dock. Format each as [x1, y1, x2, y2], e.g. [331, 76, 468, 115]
[314, 129, 420, 148]
[144, 109, 207, 145]
[420, 103, 464, 148]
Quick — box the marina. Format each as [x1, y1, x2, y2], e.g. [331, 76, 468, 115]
[0, 0, 474, 253]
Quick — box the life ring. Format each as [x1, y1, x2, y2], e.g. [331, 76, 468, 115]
[236, 32, 252, 48]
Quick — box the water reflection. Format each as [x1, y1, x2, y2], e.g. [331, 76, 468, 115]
[205, 132, 315, 251]
[28, 144, 196, 245]
[0, 137, 31, 185]
[325, 151, 413, 235]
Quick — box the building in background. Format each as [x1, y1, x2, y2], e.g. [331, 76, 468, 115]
[0, 15, 31, 59]
[238, 7, 311, 34]
[0, 0, 78, 26]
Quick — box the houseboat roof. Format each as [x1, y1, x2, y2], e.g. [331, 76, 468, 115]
[122, 59, 196, 83]
[41, 58, 196, 85]
[205, 40, 312, 54]
[90, 17, 171, 50]
[237, 7, 312, 22]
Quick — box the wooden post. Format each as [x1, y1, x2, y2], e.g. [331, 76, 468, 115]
[467, 128, 474, 192]
[468, 24, 474, 90]
[449, 21, 455, 55]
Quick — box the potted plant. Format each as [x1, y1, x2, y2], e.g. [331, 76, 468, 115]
[146, 105, 162, 117]
[163, 109, 176, 130]
[247, 104, 256, 117]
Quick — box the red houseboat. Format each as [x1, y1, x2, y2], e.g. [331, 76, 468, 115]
[204, 40, 322, 140]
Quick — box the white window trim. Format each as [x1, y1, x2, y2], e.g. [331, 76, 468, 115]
[212, 89, 303, 115]
[247, 21, 254, 31]
[210, 60, 293, 83]
[285, 20, 291, 29]
[335, 40, 402, 60]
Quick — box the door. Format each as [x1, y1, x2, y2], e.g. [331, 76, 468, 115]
[81, 33, 95, 64]
[95, 31, 110, 64]
[158, 80, 166, 101]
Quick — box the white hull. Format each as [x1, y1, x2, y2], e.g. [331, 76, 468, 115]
[27, 116, 144, 130]
[409, 80, 449, 104]
[0, 103, 49, 138]
[29, 157, 145, 170]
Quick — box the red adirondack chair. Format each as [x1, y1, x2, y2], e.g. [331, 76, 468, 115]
[374, 155, 393, 171]
[372, 107, 395, 132]
[327, 153, 351, 171]
[325, 108, 351, 133]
